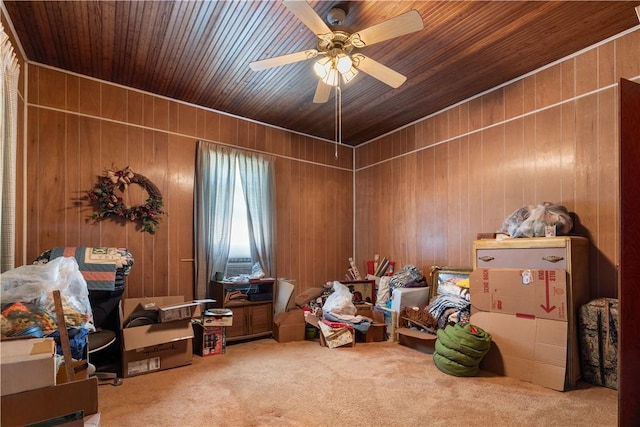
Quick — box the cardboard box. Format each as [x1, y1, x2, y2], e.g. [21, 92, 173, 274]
[192, 323, 226, 356]
[127, 297, 214, 323]
[273, 309, 306, 343]
[469, 268, 570, 391]
[362, 323, 386, 342]
[158, 301, 203, 322]
[397, 327, 437, 354]
[354, 309, 386, 342]
[275, 279, 296, 313]
[471, 311, 568, 391]
[390, 287, 430, 313]
[318, 322, 355, 348]
[470, 269, 568, 321]
[354, 302, 374, 317]
[303, 312, 320, 327]
[0, 337, 56, 396]
[121, 296, 195, 378]
[1, 377, 98, 427]
[374, 306, 398, 342]
[56, 359, 89, 384]
[202, 308, 233, 327]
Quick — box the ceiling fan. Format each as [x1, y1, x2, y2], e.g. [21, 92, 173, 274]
[249, 0, 424, 103]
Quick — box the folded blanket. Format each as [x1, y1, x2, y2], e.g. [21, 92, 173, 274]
[323, 311, 371, 334]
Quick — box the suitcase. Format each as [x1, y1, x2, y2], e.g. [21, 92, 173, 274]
[578, 298, 619, 390]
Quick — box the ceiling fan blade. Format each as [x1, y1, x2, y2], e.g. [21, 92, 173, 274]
[313, 80, 332, 103]
[352, 54, 407, 88]
[249, 49, 318, 71]
[282, 0, 332, 38]
[349, 10, 424, 48]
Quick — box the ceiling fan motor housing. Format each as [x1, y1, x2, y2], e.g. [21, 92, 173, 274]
[326, 7, 346, 25]
[317, 31, 353, 57]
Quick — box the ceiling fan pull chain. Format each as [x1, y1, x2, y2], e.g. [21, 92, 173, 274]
[334, 84, 342, 159]
[334, 83, 340, 159]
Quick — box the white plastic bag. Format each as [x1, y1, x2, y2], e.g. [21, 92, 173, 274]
[1, 257, 95, 331]
[501, 202, 573, 237]
[322, 281, 357, 316]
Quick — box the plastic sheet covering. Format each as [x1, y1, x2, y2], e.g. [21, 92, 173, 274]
[1, 257, 95, 334]
[500, 202, 573, 237]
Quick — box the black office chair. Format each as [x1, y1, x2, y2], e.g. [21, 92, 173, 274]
[88, 287, 124, 386]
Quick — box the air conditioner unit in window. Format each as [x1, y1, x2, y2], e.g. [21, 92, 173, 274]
[224, 257, 253, 278]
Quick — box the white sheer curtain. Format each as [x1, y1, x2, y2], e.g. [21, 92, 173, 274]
[194, 142, 276, 299]
[237, 150, 276, 278]
[0, 23, 20, 273]
[194, 142, 236, 299]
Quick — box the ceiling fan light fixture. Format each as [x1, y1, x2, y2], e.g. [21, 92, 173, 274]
[251, 1, 424, 103]
[322, 67, 339, 86]
[341, 66, 358, 84]
[313, 56, 332, 78]
[335, 53, 352, 73]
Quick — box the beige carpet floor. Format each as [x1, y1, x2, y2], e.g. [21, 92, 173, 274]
[98, 338, 617, 427]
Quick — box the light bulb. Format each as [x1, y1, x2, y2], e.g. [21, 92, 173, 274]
[313, 57, 331, 78]
[341, 66, 358, 84]
[336, 54, 352, 74]
[322, 67, 339, 86]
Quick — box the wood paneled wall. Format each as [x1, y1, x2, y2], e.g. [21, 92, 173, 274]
[20, 64, 353, 299]
[355, 29, 639, 300]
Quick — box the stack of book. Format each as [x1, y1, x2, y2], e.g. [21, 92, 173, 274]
[370, 255, 395, 277]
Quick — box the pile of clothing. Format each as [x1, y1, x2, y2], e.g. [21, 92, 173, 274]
[427, 274, 470, 328]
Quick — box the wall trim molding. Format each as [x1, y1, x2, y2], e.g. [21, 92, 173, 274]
[26, 102, 352, 173]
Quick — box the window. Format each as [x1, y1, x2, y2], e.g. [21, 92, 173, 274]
[228, 166, 251, 259]
[194, 142, 276, 298]
[226, 166, 253, 277]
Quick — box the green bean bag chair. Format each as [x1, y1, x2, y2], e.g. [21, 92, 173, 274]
[433, 323, 492, 377]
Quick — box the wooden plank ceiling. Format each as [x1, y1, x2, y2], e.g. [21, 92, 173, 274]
[4, 1, 639, 146]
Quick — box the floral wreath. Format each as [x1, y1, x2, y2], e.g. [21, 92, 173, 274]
[83, 166, 165, 234]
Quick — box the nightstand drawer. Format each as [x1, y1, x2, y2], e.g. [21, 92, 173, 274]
[476, 247, 567, 270]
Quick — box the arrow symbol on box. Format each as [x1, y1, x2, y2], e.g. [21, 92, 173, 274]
[540, 271, 556, 313]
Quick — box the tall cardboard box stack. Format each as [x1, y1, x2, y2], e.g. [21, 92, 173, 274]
[470, 268, 573, 391]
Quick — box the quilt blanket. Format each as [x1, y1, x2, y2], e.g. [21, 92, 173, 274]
[50, 247, 119, 291]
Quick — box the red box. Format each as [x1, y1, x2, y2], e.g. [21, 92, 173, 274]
[193, 322, 226, 357]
